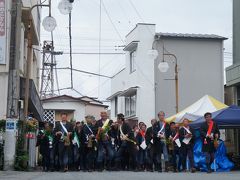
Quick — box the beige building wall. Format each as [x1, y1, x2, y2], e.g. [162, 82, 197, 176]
[85, 105, 107, 120]
[55, 110, 74, 122]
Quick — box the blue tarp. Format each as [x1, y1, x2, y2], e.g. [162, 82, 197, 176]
[190, 105, 240, 129]
[193, 138, 234, 171]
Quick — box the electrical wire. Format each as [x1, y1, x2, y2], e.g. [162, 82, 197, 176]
[54, 67, 112, 78]
[84, 61, 125, 97]
[62, 52, 125, 55]
[128, 0, 155, 37]
[101, 0, 124, 43]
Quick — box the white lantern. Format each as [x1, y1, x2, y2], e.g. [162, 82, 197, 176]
[148, 49, 158, 59]
[42, 16, 57, 32]
[58, 0, 73, 15]
[158, 61, 169, 73]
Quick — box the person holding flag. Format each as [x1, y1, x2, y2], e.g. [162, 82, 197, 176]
[37, 122, 54, 172]
[72, 121, 82, 171]
[200, 112, 220, 173]
[95, 111, 114, 171]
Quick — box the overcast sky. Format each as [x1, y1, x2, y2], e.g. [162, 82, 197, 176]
[40, 0, 232, 103]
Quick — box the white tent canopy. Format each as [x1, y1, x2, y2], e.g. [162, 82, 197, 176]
[166, 95, 228, 123]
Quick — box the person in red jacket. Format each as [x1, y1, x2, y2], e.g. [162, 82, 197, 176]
[200, 112, 220, 173]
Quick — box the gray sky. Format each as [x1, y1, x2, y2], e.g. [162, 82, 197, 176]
[40, 0, 232, 103]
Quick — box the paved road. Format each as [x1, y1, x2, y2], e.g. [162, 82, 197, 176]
[0, 171, 240, 180]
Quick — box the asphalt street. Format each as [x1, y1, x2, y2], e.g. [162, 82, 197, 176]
[0, 171, 240, 180]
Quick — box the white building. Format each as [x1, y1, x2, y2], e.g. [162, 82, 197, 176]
[0, 0, 42, 120]
[42, 95, 108, 123]
[107, 23, 227, 126]
[0, 0, 42, 169]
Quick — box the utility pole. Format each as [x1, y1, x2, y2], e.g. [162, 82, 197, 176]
[5, 0, 22, 170]
[7, 0, 22, 118]
[23, 2, 50, 118]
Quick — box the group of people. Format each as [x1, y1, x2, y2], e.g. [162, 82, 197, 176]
[37, 111, 220, 173]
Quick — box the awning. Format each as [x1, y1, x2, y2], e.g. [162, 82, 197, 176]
[20, 77, 44, 121]
[106, 91, 123, 100]
[191, 105, 240, 129]
[119, 86, 139, 97]
[123, 41, 139, 51]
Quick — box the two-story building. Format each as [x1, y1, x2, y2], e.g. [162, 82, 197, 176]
[108, 23, 227, 126]
[0, 0, 43, 169]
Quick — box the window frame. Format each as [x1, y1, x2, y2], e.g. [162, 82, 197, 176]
[114, 96, 118, 117]
[130, 50, 136, 73]
[125, 93, 137, 117]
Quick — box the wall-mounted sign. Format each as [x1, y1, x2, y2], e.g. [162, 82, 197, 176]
[6, 119, 17, 132]
[0, 0, 6, 64]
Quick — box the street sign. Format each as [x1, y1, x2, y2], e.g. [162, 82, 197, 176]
[5, 119, 17, 132]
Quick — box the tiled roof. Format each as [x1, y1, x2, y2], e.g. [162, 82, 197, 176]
[41, 95, 108, 108]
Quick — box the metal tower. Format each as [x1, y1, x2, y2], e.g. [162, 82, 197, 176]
[40, 41, 62, 99]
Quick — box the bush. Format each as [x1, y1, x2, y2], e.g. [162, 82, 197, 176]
[14, 120, 29, 171]
[0, 120, 6, 132]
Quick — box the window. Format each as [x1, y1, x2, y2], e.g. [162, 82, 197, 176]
[125, 93, 137, 117]
[130, 50, 136, 73]
[43, 110, 55, 125]
[114, 96, 118, 117]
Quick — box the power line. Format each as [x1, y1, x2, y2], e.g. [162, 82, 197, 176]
[32, 48, 125, 55]
[101, 0, 125, 43]
[128, 0, 145, 23]
[73, 55, 124, 91]
[128, 0, 155, 37]
[72, 88, 84, 96]
[85, 78, 111, 96]
[54, 67, 112, 78]
[62, 52, 125, 55]
[41, 34, 124, 41]
[84, 63, 125, 97]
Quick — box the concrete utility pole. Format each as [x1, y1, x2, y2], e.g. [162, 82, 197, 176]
[7, 0, 22, 118]
[5, 0, 22, 170]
